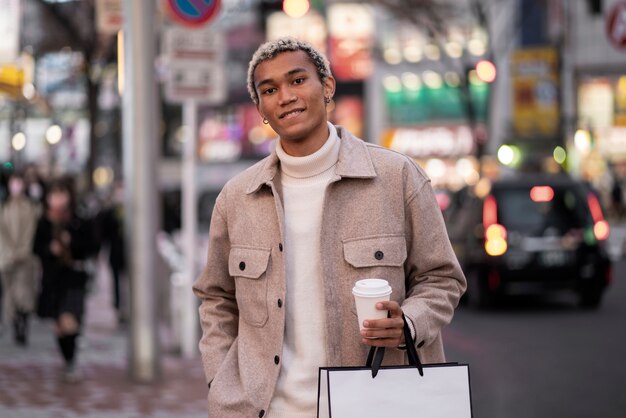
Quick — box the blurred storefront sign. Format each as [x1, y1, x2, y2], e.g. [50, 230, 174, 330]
[578, 78, 614, 129]
[383, 74, 489, 126]
[0, 64, 24, 98]
[606, 1, 626, 50]
[266, 10, 327, 54]
[382, 125, 475, 159]
[36, 52, 87, 112]
[197, 104, 274, 162]
[162, 27, 226, 104]
[0, 0, 20, 65]
[578, 75, 626, 163]
[327, 3, 374, 81]
[382, 125, 478, 190]
[96, 0, 123, 35]
[511, 47, 560, 138]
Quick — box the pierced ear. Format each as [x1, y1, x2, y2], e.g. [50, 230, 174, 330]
[323, 75, 336, 99]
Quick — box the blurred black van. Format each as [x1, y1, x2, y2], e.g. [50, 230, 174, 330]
[444, 174, 612, 309]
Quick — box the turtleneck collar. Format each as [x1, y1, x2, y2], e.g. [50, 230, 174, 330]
[276, 122, 340, 179]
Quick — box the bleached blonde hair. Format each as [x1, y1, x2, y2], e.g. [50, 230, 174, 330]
[247, 37, 332, 105]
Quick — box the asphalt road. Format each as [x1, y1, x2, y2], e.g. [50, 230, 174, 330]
[443, 258, 626, 418]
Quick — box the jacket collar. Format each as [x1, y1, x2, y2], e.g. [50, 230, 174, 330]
[245, 125, 377, 194]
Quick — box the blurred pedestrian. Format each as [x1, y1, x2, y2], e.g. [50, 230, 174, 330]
[192, 38, 466, 417]
[0, 172, 41, 345]
[23, 164, 46, 205]
[96, 182, 126, 324]
[33, 178, 98, 382]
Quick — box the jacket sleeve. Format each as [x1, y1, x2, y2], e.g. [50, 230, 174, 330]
[192, 190, 238, 386]
[400, 163, 467, 350]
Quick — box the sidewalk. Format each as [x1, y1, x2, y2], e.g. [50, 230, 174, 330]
[0, 256, 208, 418]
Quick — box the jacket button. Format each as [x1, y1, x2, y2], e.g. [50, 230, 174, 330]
[279, 243, 283, 252]
[239, 261, 246, 271]
[277, 299, 283, 308]
[274, 355, 280, 365]
[259, 410, 265, 417]
[417, 340, 425, 348]
[374, 250, 384, 260]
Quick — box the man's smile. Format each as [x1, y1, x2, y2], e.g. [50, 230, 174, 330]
[279, 108, 305, 119]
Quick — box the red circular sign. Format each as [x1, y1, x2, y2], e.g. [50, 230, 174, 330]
[606, 1, 626, 50]
[166, 0, 221, 28]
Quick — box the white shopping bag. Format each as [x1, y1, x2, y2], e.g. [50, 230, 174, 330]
[317, 363, 472, 418]
[317, 316, 472, 418]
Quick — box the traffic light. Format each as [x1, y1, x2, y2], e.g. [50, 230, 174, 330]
[475, 60, 496, 83]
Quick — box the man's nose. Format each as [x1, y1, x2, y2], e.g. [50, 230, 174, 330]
[278, 87, 296, 105]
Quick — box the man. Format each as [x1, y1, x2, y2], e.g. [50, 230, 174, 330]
[193, 37, 466, 418]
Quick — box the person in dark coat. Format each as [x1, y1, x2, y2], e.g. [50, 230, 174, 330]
[33, 179, 98, 382]
[96, 183, 126, 323]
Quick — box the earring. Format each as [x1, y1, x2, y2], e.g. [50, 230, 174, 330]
[325, 97, 335, 112]
[263, 118, 269, 125]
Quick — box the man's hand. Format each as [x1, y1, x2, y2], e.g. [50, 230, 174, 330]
[360, 300, 405, 347]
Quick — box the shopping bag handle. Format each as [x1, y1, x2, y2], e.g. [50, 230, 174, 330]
[366, 314, 423, 378]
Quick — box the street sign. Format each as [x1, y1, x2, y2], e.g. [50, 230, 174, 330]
[606, 1, 626, 50]
[162, 27, 226, 104]
[165, 0, 221, 28]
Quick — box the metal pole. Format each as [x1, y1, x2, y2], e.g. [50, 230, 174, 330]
[181, 100, 199, 358]
[122, 0, 160, 383]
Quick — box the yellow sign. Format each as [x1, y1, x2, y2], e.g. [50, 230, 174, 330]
[0, 64, 24, 98]
[511, 47, 560, 138]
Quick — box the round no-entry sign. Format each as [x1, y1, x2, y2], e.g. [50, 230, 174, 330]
[166, 0, 221, 28]
[606, 1, 626, 50]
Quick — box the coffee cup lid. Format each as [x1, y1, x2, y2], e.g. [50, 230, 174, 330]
[352, 278, 392, 297]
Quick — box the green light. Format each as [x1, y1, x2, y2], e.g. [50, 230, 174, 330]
[2, 161, 14, 171]
[497, 145, 522, 167]
[553, 146, 567, 164]
[584, 227, 597, 245]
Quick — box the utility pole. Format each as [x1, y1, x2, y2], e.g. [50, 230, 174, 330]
[122, 0, 160, 383]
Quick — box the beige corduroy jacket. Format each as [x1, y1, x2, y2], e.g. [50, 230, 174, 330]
[192, 126, 467, 418]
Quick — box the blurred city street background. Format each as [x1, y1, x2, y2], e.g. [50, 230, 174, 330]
[0, 254, 207, 418]
[2, 0, 626, 417]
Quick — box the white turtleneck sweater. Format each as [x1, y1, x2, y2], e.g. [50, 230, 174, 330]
[267, 123, 341, 418]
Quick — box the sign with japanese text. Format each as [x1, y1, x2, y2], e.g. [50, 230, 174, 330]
[511, 47, 560, 138]
[162, 27, 226, 104]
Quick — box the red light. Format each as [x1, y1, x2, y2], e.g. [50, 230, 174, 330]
[530, 186, 554, 202]
[483, 195, 498, 228]
[594, 220, 610, 240]
[587, 193, 604, 223]
[476, 60, 497, 83]
[587, 192, 610, 240]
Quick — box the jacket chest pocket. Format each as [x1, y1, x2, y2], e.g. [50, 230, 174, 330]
[343, 235, 407, 269]
[343, 235, 407, 315]
[228, 247, 271, 327]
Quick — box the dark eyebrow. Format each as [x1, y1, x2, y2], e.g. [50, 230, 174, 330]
[255, 67, 309, 89]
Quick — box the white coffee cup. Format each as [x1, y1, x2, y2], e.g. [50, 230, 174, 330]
[352, 278, 392, 332]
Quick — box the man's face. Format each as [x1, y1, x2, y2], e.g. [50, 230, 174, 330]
[254, 50, 335, 156]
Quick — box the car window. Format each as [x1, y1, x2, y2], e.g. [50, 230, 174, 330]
[495, 186, 587, 234]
